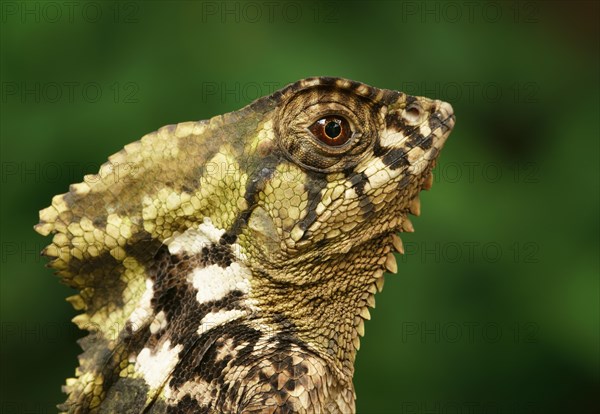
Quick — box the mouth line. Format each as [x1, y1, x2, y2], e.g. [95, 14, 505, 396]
[440, 114, 456, 129]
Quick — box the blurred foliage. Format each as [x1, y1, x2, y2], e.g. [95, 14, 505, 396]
[1, 1, 598, 413]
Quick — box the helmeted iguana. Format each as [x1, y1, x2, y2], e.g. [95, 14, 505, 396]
[35, 77, 455, 413]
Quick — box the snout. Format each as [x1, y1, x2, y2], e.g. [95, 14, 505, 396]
[434, 100, 456, 132]
[429, 100, 455, 149]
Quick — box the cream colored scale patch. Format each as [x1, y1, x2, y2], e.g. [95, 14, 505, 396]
[187, 263, 252, 303]
[135, 339, 183, 389]
[167, 217, 261, 343]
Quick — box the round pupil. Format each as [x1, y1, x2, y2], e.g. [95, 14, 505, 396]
[325, 121, 341, 138]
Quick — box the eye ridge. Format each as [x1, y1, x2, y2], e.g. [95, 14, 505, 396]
[309, 115, 352, 147]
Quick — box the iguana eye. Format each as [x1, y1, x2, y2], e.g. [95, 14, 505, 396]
[308, 116, 352, 146]
[275, 88, 376, 172]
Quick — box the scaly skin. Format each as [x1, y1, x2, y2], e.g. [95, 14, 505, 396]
[35, 77, 455, 413]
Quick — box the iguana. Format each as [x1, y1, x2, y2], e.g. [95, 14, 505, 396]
[35, 77, 455, 413]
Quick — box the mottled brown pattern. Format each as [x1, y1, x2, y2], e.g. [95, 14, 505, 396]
[35, 77, 455, 413]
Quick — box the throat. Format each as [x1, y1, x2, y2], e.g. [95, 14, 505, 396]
[250, 234, 394, 381]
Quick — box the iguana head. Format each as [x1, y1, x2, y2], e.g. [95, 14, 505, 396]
[35, 77, 454, 412]
[233, 78, 454, 272]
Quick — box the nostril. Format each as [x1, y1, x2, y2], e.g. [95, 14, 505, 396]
[403, 105, 422, 123]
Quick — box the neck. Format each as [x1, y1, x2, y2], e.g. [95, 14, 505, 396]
[250, 233, 394, 383]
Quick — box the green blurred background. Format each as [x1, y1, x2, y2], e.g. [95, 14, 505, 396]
[1, 1, 598, 413]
